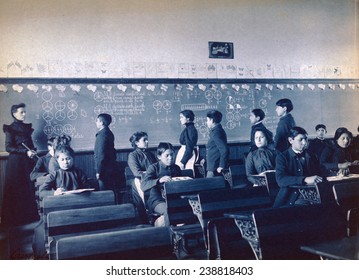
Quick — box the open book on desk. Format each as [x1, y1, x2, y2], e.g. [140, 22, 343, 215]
[326, 173, 359, 182]
[247, 170, 276, 187]
[171, 176, 193, 181]
[61, 188, 95, 195]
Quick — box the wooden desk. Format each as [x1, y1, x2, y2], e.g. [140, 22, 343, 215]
[301, 235, 359, 260]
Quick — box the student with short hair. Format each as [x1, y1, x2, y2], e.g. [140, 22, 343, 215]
[30, 136, 56, 183]
[274, 98, 296, 152]
[39, 145, 89, 198]
[307, 124, 330, 161]
[249, 108, 273, 151]
[320, 127, 359, 176]
[205, 110, 229, 177]
[94, 113, 117, 191]
[141, 142, 182, 227]
[273, 127, 323, 207]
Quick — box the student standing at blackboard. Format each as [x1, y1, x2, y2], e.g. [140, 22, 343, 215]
[249, 108, 273, 152]
[175, 110, 198, 174]
[94, 113, 117, 191]
[274, 98, 296, 152]
[1, 103, 39, 228]
[205, 110, 229, 177]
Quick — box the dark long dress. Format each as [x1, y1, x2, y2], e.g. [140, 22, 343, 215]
[1, 120, 39, 227]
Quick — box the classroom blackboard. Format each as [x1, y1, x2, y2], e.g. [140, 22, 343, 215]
[0, 79, 358, 153]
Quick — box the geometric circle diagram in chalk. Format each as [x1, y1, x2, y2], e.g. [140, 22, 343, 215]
[63, 124, 75, 136]
[67, 100, 78, 111]
[94, 91, 104, 102]
[55, 100, 66, 111]
[43, 125, 54, 136]
[53, 124, 64, 135]
[55, 110, 66, 121]
[153, 100, 163, 113]
[42, 111, 54, 122]
[42, 91, 53, 101]
[67, 110, 78, 120]
[213, 90, 222, 101]
[258, 98, 267, 109]
[42, 101, 53, 112]
[94, 105, 105, 116]
[205, 90, 213, 102]
[226, 120, 236, 130]
[162, 100, 172, 111]
[226, 112, 234, 121]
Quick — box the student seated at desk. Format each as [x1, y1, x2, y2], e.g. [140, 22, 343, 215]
[307, 124, 331, 161]
[30, 136, 56, 185]
[141, 142, 182, 227]
[39, 145, 89, 199]
[248, 108, 274, 152]
[245, 127, 278, 185]
[320, 127, 359, 177]
[128, 131, 157, 223]
[273, 126, 323, 208]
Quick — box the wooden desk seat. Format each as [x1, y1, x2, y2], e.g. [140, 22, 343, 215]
[223, 164, 251, 189]
[55, 226, 173, 260]
[41, 190, 116, 252]
[333, 181, 359, 236]
[163, 176, 227, 259]
[207, 217, 256, 260]
[47, 204, 149, 259]
[252, 204, 347, 259]
[196, 186, 271, 235]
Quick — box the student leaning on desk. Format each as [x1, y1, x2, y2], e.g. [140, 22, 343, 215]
[320, 127, 359, 177]
[38, 145, 90, 199]
[273, 126, 323, 208]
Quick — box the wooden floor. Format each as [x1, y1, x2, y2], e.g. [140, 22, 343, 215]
[0, 221, 41, 260]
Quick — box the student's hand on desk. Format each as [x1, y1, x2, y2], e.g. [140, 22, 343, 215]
[217, 167, 223, 173]
[338, 162, 352, 169]
[54, 187, 65, 196]
[352, 160, 359, 165]
[304, 175, 323, 185]
[159, 176, 172, 183]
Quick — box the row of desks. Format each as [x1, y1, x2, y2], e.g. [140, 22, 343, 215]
[182, 173, 359, 260]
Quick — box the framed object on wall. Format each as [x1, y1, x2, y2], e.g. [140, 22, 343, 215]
[208, 41, 234, 59]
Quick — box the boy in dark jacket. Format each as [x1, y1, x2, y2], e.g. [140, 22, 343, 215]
[274, 98, 296, 152]
[94, 113, 117, 190]
[274, 127, 323, 207]
[205, 110, 229, 177]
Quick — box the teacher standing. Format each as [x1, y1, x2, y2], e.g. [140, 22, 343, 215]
[1, 103, 39, 227]
[175, 110, 198, 173]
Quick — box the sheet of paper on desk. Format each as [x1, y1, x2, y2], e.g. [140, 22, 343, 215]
[171, 176, 193, 181]
[62, 188, 95, 194]
[326, 174, 359, 181]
